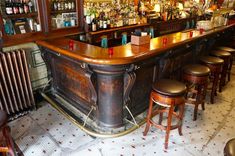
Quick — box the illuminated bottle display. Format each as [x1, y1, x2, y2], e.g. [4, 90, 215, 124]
[51, 0, 76, 11]
[84, 1, 140, 31]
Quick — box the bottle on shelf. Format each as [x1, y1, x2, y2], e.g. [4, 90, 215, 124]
[99, 11, 105, 29]
[68, 0, 72, 10]
[107, 13, 110, 29]
[13, 0, 19, 14]
[23, 0, 29, 13]
[103, 15, 107, 29]
[19, 0, 24, 14]
[60, 0, 64, 11]
[109, 17, 114, 28]
[64, 0, 68, 10]
[83, 1, 141, 31]
[86, 11, 91, 25]
[91, 17, 97, 32]
[5, 0, 13, 15]
[71, 0, 75, 10]
[4, 19, 15, 35]
[96, 15, 100, 30]
[52, 0, 58, 11]
[57, 0, 61, 10]
[27, 0, 35, 13]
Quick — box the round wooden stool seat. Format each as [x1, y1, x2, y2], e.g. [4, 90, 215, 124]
[211, 50, 231, 58]
[199, 56, 224, 104]
[200, 56, 224, 65]
[0, 110, 7, 127]
[217, 46, 235, 53]
[152, 79, 187, 97]
[211, 50, 231, 92]
[224, 138, 235, 156]
[144, 79, 186, 150]
[183, 64, 210, 76]
[183, 64, 210, 121]
[217, 46, 235, 82]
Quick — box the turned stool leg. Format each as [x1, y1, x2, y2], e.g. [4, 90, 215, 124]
[201, 82, 208, 110]
[211, 72, 220, 104]
[158, 112, 163, 125]
[178, 103, 184, 136]
[193, 104, 199, 121]
[165, 105, 174, 149]
[143, 93, 154, 136]
[195, 84, 206, 120]
[193, 84, 202, 121]
[219, 64, 227, 92]
[228, 56, 233, 82]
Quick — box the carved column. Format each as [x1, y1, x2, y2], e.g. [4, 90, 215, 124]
[91, 65, 130, 128]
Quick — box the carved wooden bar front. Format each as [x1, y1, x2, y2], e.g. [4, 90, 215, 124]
[37, 25, 235, 134]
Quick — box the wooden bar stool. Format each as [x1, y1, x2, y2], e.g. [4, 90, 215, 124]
[199, 56, 224, 104]
[224, 138, 235, 156]
[216, 46, 235, 81]
[210, 50, 231, 92]
[182, 64, 210, 121]
[0, 110, 16, 156]
[143, 79, 187, 149]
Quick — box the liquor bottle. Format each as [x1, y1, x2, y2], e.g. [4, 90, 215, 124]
[96, 15, 100, 30]
[23, 1, 29, 13]
[68, 0, 72, 10]
[13, 0, 19, 14]
[103, 19, 107, 29]
[51, 0, 55, 10]
[5, 0, 13, 15]
[64, 0, 68, 10]
[19, 0, 24, 14]
[71, 0, 75, 10]
[60, 0, 64, 10]
[91, 18, 97, 32]
[107, 13, 110, 28]
[103, 14, 107, 29]
[86, 11, 91, 25]
[53, 0, 58, 11]
[28, 0, 34, 13]
[109, 17, 114, 28]
[57, 0, 61, 10]
[99, 11, 105, 29]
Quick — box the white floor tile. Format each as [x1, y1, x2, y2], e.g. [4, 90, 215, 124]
[8, 65, 235, 156]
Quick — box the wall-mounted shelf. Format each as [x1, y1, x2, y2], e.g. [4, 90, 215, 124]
[2, 12, 38, 19]
[0, 0, 83, 47]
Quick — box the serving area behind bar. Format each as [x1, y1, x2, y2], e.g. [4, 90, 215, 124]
[36, 24, 235, 134]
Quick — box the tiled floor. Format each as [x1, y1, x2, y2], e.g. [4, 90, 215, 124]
[9, 66, 235, 156]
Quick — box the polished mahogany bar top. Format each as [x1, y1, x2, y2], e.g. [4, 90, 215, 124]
[36, 24, 235, 65]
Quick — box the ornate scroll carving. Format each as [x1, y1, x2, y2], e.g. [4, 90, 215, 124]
[82, 63, 98, 109]
[124, 64, 136, 106]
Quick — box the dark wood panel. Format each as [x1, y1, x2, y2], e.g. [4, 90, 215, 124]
[54, 59, 92, 104]
[46, 51, 96, 116]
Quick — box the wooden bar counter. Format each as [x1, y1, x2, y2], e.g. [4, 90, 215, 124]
[37, 24, 234, 132]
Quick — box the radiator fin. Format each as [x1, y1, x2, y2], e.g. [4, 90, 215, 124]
[0, 49, 35, 118]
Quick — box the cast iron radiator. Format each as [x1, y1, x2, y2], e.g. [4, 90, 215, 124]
[0, 49, 35, 118]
